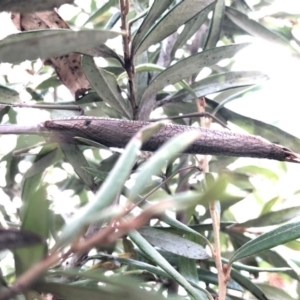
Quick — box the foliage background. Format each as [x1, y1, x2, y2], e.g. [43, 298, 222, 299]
[0, 0, 300, 300]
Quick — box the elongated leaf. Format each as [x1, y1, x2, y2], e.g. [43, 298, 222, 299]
[82, 55, 132, 119]
[257, 283, 296, 300]
[138, 228, 210, 259]
[37, 270, 168, 300]
[128, 130, 200, 199]
[55, 123, 163, 249]
[204, 0, 225, 49]
[226, 229, 299, 280]
[230, 221, 300, 263]
[14, 186, 49, 275]
[59, 143, 96, 191]
[0, 229, 43, 251]
[24, 148, 62, 179]
[171, 5, 211, 57]
[129, 230, 209, 300]
[235, 206, 300, 228]
[136, 0, 215, 55]
[260, 196, 281, 215]
[90, 253, 241, 291]
[0, 85, 20, 104]
[131, 0, 174, 53]
[119, 63, 197, 98]
[234, 165, 279, 181]
[0, 0, 73, 12]
[0, 29, 120, 64]
[230, 269, 269, 300]
[82, 44, 124, 66]
[84, 0, 118, 25]
[164, 71, 268, 104]
[141, 43, 250, 106]
[225, 6, 299, 56]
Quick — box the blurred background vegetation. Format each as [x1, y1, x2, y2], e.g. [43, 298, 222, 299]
[0, 0, 300, 299]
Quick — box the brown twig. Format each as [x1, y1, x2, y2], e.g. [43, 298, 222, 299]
[119, 0, 137, 119]
[197, 97, 227, 300]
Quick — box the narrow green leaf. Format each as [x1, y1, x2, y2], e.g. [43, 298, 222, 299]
[204, 0, 225, 49]
[0, 29, 121, 64]
[119, 63, 197, 98]
[14, 186, 49, 275]
[0, 85, 20, 104]
[225, 6, 300, 56]
[234, 165, 279, 181]
[235, 206, 300, 228]
[128, 130, 201, 199]
[141, 43, 250, 106]
[138, 228, 210, 259]
[82, 44, 124, 66]
[24, 148, 62, 179]
[230, 269, 269, 300]
[74, 137, 110, 150]
[59, 143, 96, 192]
[171, 5, 211, 57]
[0, 0, 73, 12]
[55, 122, 163, 249]
[162, 71, 267, 106]
[131, 0, 174, 53]
[129, 230, 210, 300]
[257, 283, 296, 300]
[260, 196, 281, 215]
[136, 0, 215, 55]
[226, 229, 299, 280]
[229, 221, 300, 263]
[82, 55, 132, 119]
[84, 0, 118, 25]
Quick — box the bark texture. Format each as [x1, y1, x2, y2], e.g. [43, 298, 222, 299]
[39, 117, 299, 162]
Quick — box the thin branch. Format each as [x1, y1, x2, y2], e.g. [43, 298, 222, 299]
[150, 112, 229, 129]
[119, 0, 137, 118]
[197, 97, 227, 300]
[2, 103, 84, 115]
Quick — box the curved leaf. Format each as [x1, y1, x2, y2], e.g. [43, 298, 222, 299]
[59, 143, 96, 192]
[128, 130, 201, 199]
[204, 0, 225, 49]
[136, 0, 216, 55]
[230, 269, 269, 300]
[171, 5, 211, 57]
[0, 0, 73, 12]
[225, 6, 300, 57]
[14, 185, 49, 275]
[141, 43, 250, 106]
[0, 29, 120, 64]
[163, 71, 268, 104]
[131, 0, 174, 53]
[129, 230, 209, 300]
[229, 221, 300, 263]
[0, 85, 20, 104]
[235, 206, 300, 228]
[82, 55, 132, 119]
[84, 0, 118, 25]
[138, 228, 210, 259]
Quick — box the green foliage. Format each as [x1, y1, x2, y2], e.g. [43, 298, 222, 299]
[0, 1, 300, 300]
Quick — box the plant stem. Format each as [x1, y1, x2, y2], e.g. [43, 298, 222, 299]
[197, 97, 227, 300]
[119, 0, 137, 119]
